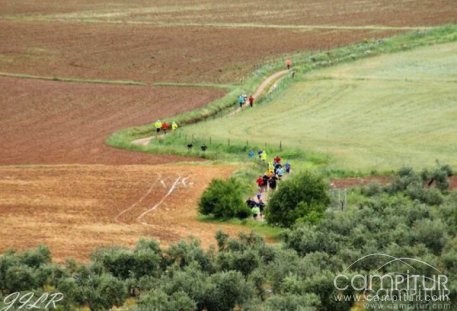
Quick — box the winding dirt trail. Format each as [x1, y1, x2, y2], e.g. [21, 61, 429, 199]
[254, 70, 289, 99]
[132, 69, 290, 146]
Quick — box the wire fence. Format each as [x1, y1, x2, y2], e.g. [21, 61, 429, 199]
[330, 188, 348, 211]
[180, 134, 285, 152]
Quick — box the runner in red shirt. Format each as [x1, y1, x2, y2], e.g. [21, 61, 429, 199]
[248, 95, 254, 107]
[161, 122, 170, 134]
[256, 176, 264, 191]
[285, 59, 292, 70]
[256, 176, 264, 187]
[274, 155, 281, 164]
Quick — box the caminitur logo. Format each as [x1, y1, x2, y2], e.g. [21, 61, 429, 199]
[333, 253, 451, 309]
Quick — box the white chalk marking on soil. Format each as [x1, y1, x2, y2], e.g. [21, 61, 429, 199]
[137, 176, 182, 224]
[161, 180, 167, 188]
[114, 173, 162, 224]
[181, 177, 189, 187]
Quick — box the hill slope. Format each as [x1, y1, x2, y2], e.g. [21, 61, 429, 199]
[179, 42, 457, 171]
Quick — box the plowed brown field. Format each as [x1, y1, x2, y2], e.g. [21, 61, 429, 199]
[0, 164, 247, 262]
[0, 77, 223, 165]
[0, 21, 397, 84]
[2, 0, 455, 27]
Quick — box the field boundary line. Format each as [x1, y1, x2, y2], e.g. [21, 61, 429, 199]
[114, 173, 162, 224]
[137, 176, 182, 225]
[153, 82, 236, 90]
[0, 72, 147, 86]
[2, 16, 431, 31]
[304, 75, 457, 83]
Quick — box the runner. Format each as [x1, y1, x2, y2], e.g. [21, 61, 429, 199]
[154, 120, 162, 133]
[274, 163, 282, 175]
[161, 122, 170, 134]
[286, 58, 292, 70]
[277, 166, 284, 179]
[269, 174, 278, 191]
[285, 161, 291, 173]
[238, 95, 245, 108]
[262, 174, 269, 191]
[258, 150, 263, 160]
[246, 198, 257, 208]
[256, 176, 264, 191]
[248, 95, 254, 107]
[172, 121, 179, 131]
[251, 205, 260, 220]
[274, 155, 281, 164]
[257, 199, 265, 217]
[261, 150, 267, 162]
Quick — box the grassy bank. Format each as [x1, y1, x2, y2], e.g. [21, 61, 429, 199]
[182, 41, 457, 171]
[108, 25, 457, 174]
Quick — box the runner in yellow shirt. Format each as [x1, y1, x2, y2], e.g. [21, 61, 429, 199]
[154, 120, 162, 133]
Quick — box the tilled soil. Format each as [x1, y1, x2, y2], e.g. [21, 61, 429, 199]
[0, 164, 248, 261]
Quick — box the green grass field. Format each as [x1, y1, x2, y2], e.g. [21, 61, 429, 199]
[177, 42, 457, 171]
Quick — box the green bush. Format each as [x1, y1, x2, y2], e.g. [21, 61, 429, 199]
[421, 163, 454, 192]
[265, 293, 320, 311]
[199, 178, 247, 219]
[95, 274, 128, 309]
[361, 182, 383, 197]
[386, 166, 422, 194]
[161, 264, 206, 309]
[202, 271, 252, 311]
[384, 165, 452, 205]
[4, 264, 36, 291]
[135, 290, 196, 311]
[266, 172, 330, 227]
[413, 219, 448, 255]
[19, 245, 51, 268]
[91, 242, 162, 280]
[165, 239, 214, 272]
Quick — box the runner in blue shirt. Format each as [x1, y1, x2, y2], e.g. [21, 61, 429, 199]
[238, 95, 245, 108]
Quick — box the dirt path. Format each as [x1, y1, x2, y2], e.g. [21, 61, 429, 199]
[254, 70, 289, 99]
[132, 69, 290, 146]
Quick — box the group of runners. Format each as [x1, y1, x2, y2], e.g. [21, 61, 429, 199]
[247, 153, 291, 220]
[153, 59, 296, 221]
[153, 120, 179, 134]
[238, 94, 255, 108]
[237, 59, 294, 110]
